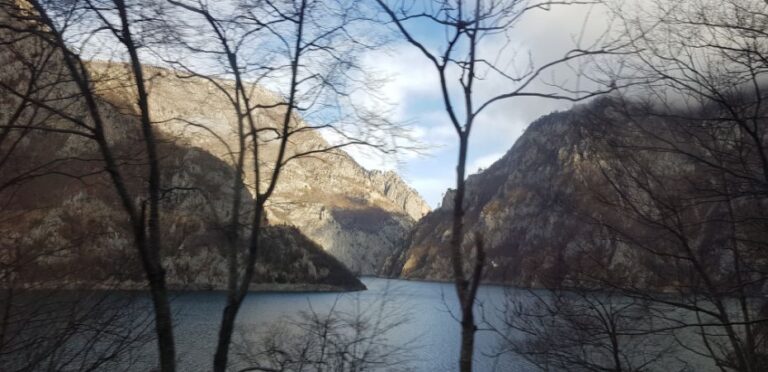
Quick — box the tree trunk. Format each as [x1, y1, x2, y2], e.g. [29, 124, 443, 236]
[114, 1, 176, 369]
[452, 133, 476, 372]
[213, 298, 242, 372]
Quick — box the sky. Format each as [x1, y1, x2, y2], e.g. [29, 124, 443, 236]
[346, 3, 613, 208]
[69, 0, 614, 209]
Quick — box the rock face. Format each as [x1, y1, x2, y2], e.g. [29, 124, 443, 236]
[384, 101, 672, 287]
[0, 2, 427, 290]
[389, 97, 768, 290]
[385, 108, 595, 286]
[91, 63, 429, 275]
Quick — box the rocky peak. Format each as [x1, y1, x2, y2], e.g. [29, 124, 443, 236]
[367, 169, 430, 220]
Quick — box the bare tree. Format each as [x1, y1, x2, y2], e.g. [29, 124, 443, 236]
[0, 287, 154, 372]
[78, 2, 178, 370]
[3, 0, 410, 370]
[487, 286, 679, 372]
[575, 1, 768, 370]
[373, 1, 619, 370]
[0, 1, 179, 369]
[487, 93, 768, 371]
[0, 3, 157, 370]
[464, 1, 768, 370]
[234, 286, 416, 372]
[144, 1, 405, 370]
[581, 98, 768, 371]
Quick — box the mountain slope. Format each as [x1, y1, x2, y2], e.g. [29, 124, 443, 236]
[384, 100, 685, 287]
[0, 2, 427, 290]
[388, 97, 768, 290]
[384, 108, 593, 286]
[88, 62, 430, 275]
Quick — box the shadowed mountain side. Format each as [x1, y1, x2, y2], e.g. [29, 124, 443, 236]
[0, 3, 377, 290]
[253, 226, 367, 291]
[0, 126, 365, 290]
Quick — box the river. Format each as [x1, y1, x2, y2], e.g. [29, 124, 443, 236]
[6, 277, 724, 371]
[166, 277, 523, 371]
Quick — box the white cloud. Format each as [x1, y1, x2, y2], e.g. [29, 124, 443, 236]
[341, 43, 458, 173]
[358, 43, 442, 121]
[343, 4, 614, 204]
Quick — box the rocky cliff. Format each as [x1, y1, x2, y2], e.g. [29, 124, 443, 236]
[384, 108, 597, 286]
[0, 2, 427, 291]
[384, 99, 755, 289]
[87, 63, 429, 275]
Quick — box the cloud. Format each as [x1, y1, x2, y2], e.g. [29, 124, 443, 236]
[358, 43, 442, 121]
[342, 4, 614, 205]
[340, 42, 458, 173]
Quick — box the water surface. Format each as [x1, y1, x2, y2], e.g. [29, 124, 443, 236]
[168, 277, 521, 371]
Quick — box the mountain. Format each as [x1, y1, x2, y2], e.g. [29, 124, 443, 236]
[384, 99, 738, 288]
[87, 62, 429, 276]
[382, 107, 595, 286]
[0, 2, 427, 291]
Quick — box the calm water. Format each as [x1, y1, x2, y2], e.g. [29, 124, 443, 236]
[167, 277, 523, 371]
[8, 277, 725, 371]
